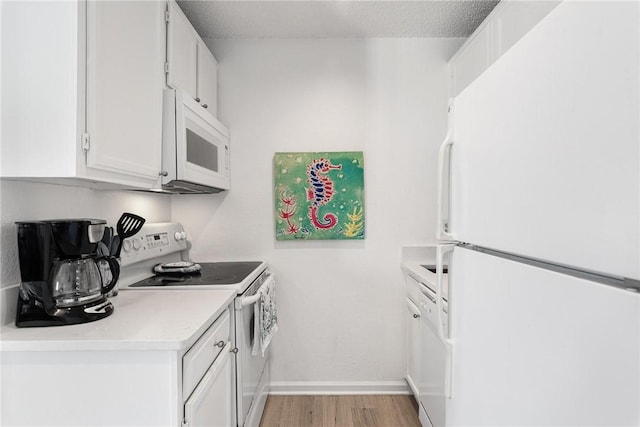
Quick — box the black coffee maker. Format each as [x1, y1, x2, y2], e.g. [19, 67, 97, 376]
[15, 219, 120, 327]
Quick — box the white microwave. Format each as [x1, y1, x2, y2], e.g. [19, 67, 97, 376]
[161, 89, 230, 193]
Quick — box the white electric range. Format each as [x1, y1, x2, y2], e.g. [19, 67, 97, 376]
[118, 222, 271, 427]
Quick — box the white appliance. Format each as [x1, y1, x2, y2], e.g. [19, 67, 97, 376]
[118, 222, 272, 427]
[421, 2, 640, 426]
[161, 88, 231, 194]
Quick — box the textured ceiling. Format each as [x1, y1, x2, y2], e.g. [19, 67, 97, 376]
[177, 1, 500, 39]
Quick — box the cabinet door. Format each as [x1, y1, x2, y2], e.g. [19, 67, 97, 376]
[196, 42, 218, 116]
[450, 28, 491, 97]
[1, 1, 80, 178]
[492, 1, 560, 59]
[86, 1, 164, 181]
[184, 342, 234, 427]
[449, 1, 560, 97]
[406, 298, 421, 398]
[166, 0, 198, 98]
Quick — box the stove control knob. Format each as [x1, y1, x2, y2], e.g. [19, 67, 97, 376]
[122, 239, 132, 253]
[174, 231, 187, 241]
[132, 239, 142, 251]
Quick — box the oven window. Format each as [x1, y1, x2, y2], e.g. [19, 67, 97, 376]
[186, 129, 218, 172]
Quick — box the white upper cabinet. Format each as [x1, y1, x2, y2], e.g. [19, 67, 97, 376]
[86, 1, 165, 183]
[449, 1, 561, 96]
[1, 1, 165, 189]
[197, 44, 219, 116]
[166, 0, 198, 97]
[166, 1, 218, 116]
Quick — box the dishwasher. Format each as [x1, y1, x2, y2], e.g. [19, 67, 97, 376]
[418, 282, 449, 427]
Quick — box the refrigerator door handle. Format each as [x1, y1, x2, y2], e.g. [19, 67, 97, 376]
[437, 243, 455, 399]
[437, 99, 455, 241]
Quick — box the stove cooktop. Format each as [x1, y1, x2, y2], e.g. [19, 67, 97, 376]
[128, 261, 264, 288]
[421, 264, 448, 274]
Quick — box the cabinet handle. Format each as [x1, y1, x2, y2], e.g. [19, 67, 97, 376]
[194, 97, 201, 102]
[214, 340, 225, 348]
[413, 313, 420, 319]
[231, 347, 239, 354]
[159, 171, 168, 177]
[201, 104, 208, 109]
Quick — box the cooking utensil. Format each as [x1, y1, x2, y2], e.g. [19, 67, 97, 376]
[101, 226, 113, 254]
[110, 236, 120, 257]
[113, 213, 146, 257]
[97, 242, 109, 256]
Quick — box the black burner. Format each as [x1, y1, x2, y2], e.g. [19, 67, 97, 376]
[421, 264, 448, 274]
[129, 261, 263, 287]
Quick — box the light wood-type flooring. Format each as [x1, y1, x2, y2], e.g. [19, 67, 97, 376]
[259, 395, 421, 427]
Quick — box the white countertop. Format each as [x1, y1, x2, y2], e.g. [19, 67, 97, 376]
[0, 289, 235, 352]
[403, 261, 434, 284]
[402, 261, 449, 301]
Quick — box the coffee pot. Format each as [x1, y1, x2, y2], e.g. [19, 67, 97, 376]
[50, 257, 119, 308]
[15, 219, 120, 327]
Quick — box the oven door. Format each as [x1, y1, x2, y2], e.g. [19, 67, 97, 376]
[235, 295, 270, 426]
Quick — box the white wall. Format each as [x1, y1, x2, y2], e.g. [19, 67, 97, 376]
[0, 37, 462, 391]
[0, 180, 171, 288]
[172, 38, 462, 391]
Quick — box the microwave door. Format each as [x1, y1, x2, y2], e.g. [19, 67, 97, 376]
[177, 106, 230, 190]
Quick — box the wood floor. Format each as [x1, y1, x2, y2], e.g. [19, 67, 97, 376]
[259, 395, 421, 427]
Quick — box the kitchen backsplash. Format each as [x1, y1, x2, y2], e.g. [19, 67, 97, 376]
[0, 180, 171, 289]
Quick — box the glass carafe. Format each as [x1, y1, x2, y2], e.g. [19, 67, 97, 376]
[50, 257, 119, 307]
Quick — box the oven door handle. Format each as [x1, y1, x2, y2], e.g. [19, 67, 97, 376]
[239, 293, 260, 308]
[236, 273, 274, 309]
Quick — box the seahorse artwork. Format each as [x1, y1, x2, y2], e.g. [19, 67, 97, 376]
[343, 206, 364, 238]
[274, 152, 364, 240]
[306, 158, 342, 229]
[278, 190, 299, 234]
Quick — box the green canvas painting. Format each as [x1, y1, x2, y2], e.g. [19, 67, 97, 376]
[274, 152, 365, 240]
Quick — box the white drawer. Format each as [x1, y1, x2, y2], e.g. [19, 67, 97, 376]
[183, 308, 230, 400]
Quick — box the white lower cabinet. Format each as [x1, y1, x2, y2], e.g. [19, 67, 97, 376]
[404, 273, 424, 399]
[0, 307, 235, 426]
[406, 297, 421, 398]
[184, 342, 234, 427]
[182, 309, 235, 426]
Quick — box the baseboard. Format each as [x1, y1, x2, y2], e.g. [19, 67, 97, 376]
[269, 381, 411, 395]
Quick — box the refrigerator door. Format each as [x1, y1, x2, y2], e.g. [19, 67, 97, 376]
[449, 1, 639, 279]
[447, 247, 640, 426]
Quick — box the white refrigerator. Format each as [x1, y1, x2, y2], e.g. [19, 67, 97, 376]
[424, 2, 640, 426]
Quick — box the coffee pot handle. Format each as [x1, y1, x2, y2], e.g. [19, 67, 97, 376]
[97, 256, 120, 294]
